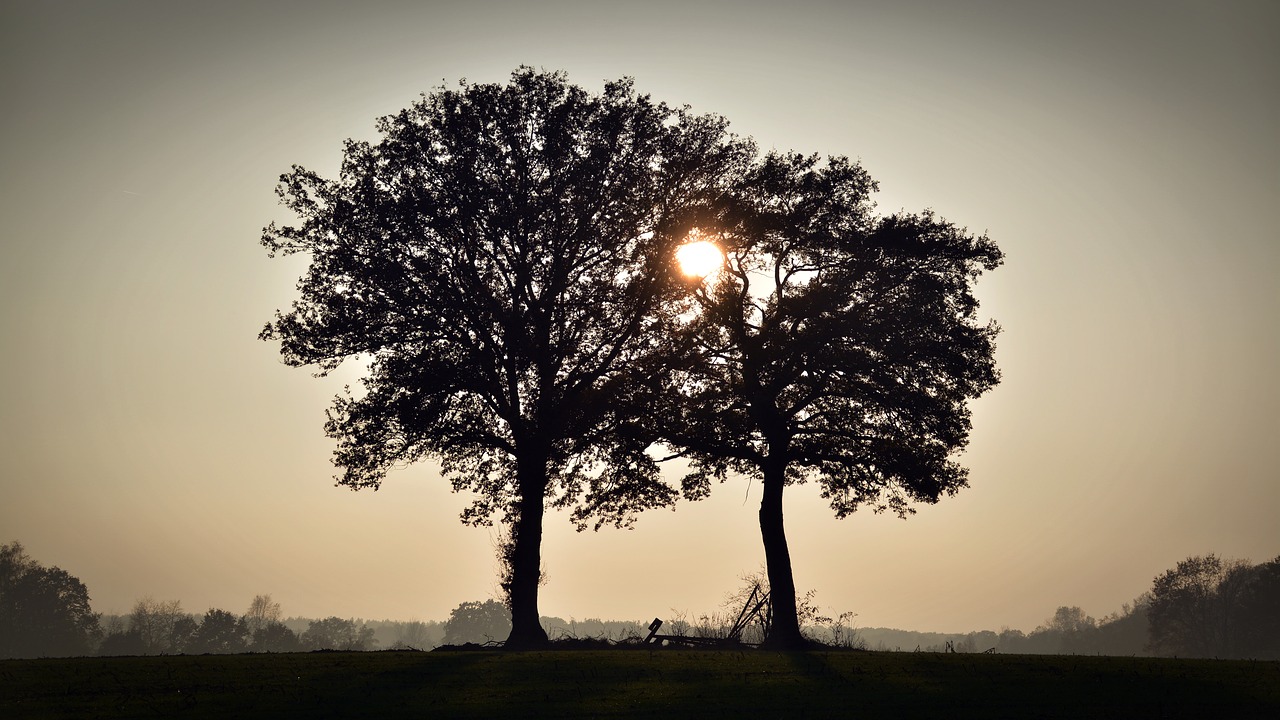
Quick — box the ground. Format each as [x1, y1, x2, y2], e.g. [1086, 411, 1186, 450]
[3, 649, 1278, 718]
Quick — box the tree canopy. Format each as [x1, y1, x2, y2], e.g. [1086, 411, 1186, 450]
[1148, 554, 1280, 659]
[301, 617, 376, 651]
[262, 67, 750, 647]
[661, 152, 1002, 647]
[0, 541, 101, 659]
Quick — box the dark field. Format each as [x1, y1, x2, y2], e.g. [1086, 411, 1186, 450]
[3, 649, 1278, 719]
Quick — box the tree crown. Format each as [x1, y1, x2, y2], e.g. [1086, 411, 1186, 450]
[665, 151, 1002, 517]
[262, 67, 753, 529]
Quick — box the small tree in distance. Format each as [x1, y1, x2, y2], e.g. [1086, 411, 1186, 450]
[262, 67, 751, 647]
[443, 599, 512, 645]
[187, 609, 249, 654]
[243, 594, 282, 636]
[251, 621, 302, 653]
[0, 541, 102, 658]
[301, 617, 376, 651]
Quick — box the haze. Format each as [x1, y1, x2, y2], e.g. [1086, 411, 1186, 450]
[1, 0, 1276, 634]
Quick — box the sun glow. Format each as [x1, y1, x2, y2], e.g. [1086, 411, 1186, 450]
[675, 239, 724, 279]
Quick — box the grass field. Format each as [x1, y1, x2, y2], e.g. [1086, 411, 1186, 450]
[3, 649, 1278, 719]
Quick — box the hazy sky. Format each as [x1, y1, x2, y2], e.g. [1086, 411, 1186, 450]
[2, 0, 1277, 634]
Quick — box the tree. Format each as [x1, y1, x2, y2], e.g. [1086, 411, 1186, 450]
[250, 621, 302, 653]
[243, 594, 282, 636]
[97, 629, 146, 656]
[1094, 595, 1151, 656]
[262, 67, 749, 647]
[0, 541, 102, 658]
[1038, 606, 1098, 654]
[442, 599, 512, 645]
[187, 608, 249, 654]
[126, 597, 191, 655]
[389, 620, 437, 649]
[1148, 554, 1265, 658]
[1237, 556, 1280, 659]
[662, 153, 1002, 647]
[301, 617, 376, 651]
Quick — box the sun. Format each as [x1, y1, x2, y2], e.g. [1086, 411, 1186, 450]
[675, 240, 724, 279]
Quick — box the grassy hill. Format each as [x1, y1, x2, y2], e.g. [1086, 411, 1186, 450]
[4, 648, 1277, 718]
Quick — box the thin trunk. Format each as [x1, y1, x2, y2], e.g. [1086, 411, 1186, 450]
[758, 455, 806, 650]
[504, 452, 550, 649]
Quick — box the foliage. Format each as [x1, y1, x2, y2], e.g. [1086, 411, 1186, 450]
[97, 629, 147, 657]
[250, 621, 302, 653]
[186, 609, 249, 654]
[1093, 596, 1152, 656]
[662, 151, 1002, 646]
[1149, 554, 1280, 659]
[443, 600, 511, 645]
[384, 620, 438, 650]
[243, 594, 282, 636]
[1039, 606, 1097, 654]
[261, 66, 751, 647]
[0, 541, 102, 659]
[1238, 557, 1280, 659]
[114, 597, 192, 656]
[300, 617, 376, 651]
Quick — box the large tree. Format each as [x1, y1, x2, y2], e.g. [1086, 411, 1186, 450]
[663, 152, 1002, 648]
[262, 68, 749, 647]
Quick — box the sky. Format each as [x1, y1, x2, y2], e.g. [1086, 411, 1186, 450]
[2, 0, 1277, 634]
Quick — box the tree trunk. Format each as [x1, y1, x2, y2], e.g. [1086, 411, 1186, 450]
[758, 456, 807, 650]
[504, 452, 550, 649]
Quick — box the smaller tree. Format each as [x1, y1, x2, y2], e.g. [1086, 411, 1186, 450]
[443, 600, 512, 645]
[663, 152, 1002, 648]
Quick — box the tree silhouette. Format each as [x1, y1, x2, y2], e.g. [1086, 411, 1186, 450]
[301, 616, 375, 651]
[1146, 553, 1276, 658]
[662, 152, 1002, 648]
[262, 68, 749, 648]
[126, 597, 191, 655]
[250, 621, 302, 653]
[0, 541, 101, 658]
[187, 608, 249, 654]
[1238, 556, 1280, 659]
[243, 593, 282, 636]
[443, 599, 512, 645]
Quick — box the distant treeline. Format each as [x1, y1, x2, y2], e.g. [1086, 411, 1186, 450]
[3, 541, 1277, 659]
[857, 603, 1147, 656]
